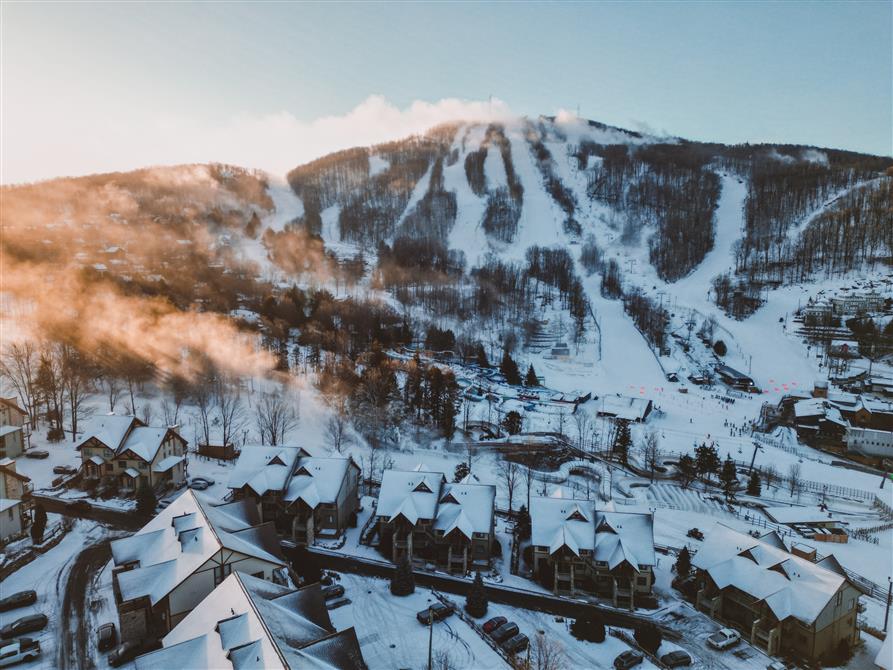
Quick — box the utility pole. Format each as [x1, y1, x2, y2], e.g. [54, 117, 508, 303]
[749, 442, 763, 473]
[884, 578, 892, 633]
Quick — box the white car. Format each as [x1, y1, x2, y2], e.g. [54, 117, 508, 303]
[707, 628, 741, 650]
[0, 638, 41, 667]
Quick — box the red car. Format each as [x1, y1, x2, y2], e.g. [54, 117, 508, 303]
[482, 616, 507, 633]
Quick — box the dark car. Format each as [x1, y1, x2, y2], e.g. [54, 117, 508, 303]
[0, 590, 37, 613]
[416, 602, 453, 624]
[502, 633, 529, 654]
[613, 650, 644, 670]
[52, 465, 77, 475]
[24, 451, 49, 460]
[661, 650, 693, 668]
[0, 614, 48, 639]
[322, 584, 345, 600]
[490, 621, 519, 643]
[97, 622, 117, 652]
[108, 640, 161, 667]
[482, 616, 507, 634]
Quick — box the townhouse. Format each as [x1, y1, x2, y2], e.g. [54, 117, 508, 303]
[227, 446, 360, 545]
[375, 469, 496, 574]
[76, 415, 187, 491]
[110, 490, 288, 641]
[529, 495, 655, 608]
[0, 458, 32, 542]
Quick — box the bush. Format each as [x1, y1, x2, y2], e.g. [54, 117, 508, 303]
[136, 485, 157, 518]
[47, 427, 65, 442]
[465, 572, 488, 618]
[635, 623, 662, 654]
[713, 340, 727, 356]
[537, 561, 554, 590]
[390, 554, 415, 596]
[570, 615, 605, 643]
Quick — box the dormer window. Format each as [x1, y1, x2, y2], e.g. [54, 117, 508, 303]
[413, 480, 432, 493]
[566, 509, 588, 522]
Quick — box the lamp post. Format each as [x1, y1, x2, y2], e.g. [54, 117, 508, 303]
[884, 578, 892, 634]
[427, 606, 434, 670]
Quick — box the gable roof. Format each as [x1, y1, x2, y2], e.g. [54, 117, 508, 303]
[0, 398, 27, 416]
[75, 414, 184, 462]
[377, 470, 444, 523]
[692, 523, 850, 626]
[433, 482, 496, 539]
[228, 446, 306, 496]
[284, 457, 354, 508]
[135, 572, 365, 670]
[111, 490, 285, 606]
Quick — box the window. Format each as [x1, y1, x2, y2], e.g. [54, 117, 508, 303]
[214, 563, 232, 586]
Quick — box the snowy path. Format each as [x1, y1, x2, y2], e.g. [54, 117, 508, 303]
[262, 176, 304, 232]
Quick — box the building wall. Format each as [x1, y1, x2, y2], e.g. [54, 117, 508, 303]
[0, 430, 24, 459]
[0, 502, 23, 541]
[845, 427, 893, 458]
[0, 403, 26, 428]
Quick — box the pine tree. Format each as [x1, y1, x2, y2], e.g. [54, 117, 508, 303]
[390, 554, 415, 596]
[674, 546, 691, 579]
[475, 344, 490, 368]
[499, 350, 522, 386]
[525, 364, 539, 387]
[502, 410, 523, 435]
[571, 615, 605, 643]
[30, 503, 47, 544]
[695, 443, 720, 481]
[613, 420, 631, 465]
[454, 462, 470, 483]
[136, 485, 157, 518]
[746, 470, 762, 496]
[720, 455, 738, 499]
[465, 572, 488, 618]
[635, 623, 662, 654]
[516, 504, 532, 540]
[677, 454, 697, 489]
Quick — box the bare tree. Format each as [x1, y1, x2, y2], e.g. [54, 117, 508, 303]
[35, 345, 64, 436]
[102, 377, 123, 413]
[141, 402, 154, 426]
[192, 382, 214, 446]
[787, 462, 802, 498]
[523, 463, 535, 509]
[0, 341, 39, 429]
[573, 410, 592, 453]
[514, 632, 567, 670]
[763, 464, 778, 490]
[641, 429, 662, 483]
[255, 393, 298, 446]
[326, 412, 350, 454]
[217, 380, 247, 447]
[499, 457, 520, 513]
[59, 343, 93, 441]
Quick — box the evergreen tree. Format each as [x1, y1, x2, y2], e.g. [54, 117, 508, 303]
[136, 485, 157, 518]
[516, 504, 532, 540]
[454, 462, 470, 483]
[499, 350, 522, 386]
[475, 344, 490, 368]
[390, 554, 415, 596]
[502, 410, 523, 435]
[674, 546, 692, 579]
[677, 454, 697, 489]
[613, 420, 631, 465]
[695, 443, 720, 481]
[746, 470, 762, 496]
[634, 623, 662, 654]
[30, 503, 47, 544]
[720, 455, 738, 499]
[525, 364, 539, 387]
[570, 615, 605, 643]
[465, 572, 488, 618]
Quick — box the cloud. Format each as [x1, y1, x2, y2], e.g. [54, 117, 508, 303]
[2, 95, 513, 184]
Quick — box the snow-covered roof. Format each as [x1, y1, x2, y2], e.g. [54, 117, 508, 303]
[135, 572, 365, 670]
[793, 398, 826, 418]
[153, 455, 185, 473]
[227, 446, 306, 496]
[111, 490, 285, 606]
[377, 470, 444, 524]
[0, 498, 20, 513]
[530, 497, 654, 567]
[76, 414, 182, 462]
[877, 611, 892, 670]
[763, 506, 839, 525]
[284, 457, 353, 508]
[88, 455, 105, 465]
[0, 426, 23, 438]
[123, 467, 140, 478]
[433, 483, 496, 539]
[692, 524, 849, 626]
[597, 395, 652, 421]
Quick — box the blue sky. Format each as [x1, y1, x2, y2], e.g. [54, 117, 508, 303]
[2, 1, 890, 182]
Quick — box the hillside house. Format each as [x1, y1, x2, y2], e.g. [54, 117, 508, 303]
[0, 426, 24, 460]
[76, 415, 187, 491]
[596, 395, 653, 422]
[715, 364, 758, 392]
[0, 458, 33, 542]
[375, 470, 496, 574]
[0, 398, 29, 450]
[530, 496, 655, 609]
[693, 524, 862, 662]
[134, 572, 366, 670]
[228, 446, 360, 545]
[110, 490, 288, 642]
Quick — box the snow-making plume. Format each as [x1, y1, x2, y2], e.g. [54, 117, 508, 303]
[800, 149, 830, 165]
[766, 148, 797, 164]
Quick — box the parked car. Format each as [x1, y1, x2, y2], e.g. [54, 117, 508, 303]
[96, 622, 117, 652]
[52, 465, 78, 475]
[156, 500, 172, 510]
[0, 591, 36, 613]
[0, 638, 40, 667]
[108, 640, 160, 667]
[613, 650, 644, 670]
[188, 480, 210, 491]
[490, 622, 519, 643]
[661, 650, 693, 668]
[416, 602, 453, 624]
[24, 451, 49, 460]
[482, 616, 507, 634]
[190, 476, 215, 486]
[766, 661, 795, 670]
[325, 597, 351, 610]
[502, 633, 529, 654]
[322, 584, 345, 600]
[707, 628, 741, 650]
[0, 614, 48, 639]
[65, 500, 91, 513]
